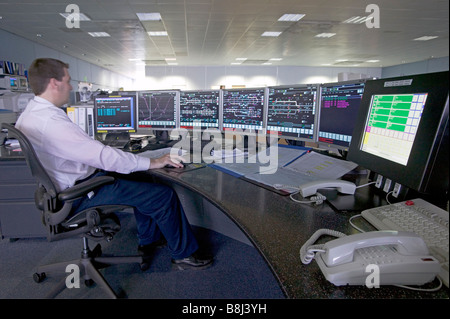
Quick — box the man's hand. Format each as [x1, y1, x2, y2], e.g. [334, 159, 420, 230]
[149, 153, 185, 169]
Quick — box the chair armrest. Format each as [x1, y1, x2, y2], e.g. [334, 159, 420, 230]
[58, 176, 115, 201]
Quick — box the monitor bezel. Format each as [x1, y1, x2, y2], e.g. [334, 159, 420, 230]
[347, 71, 449, 193]
[179, 89, 222, 130]
[93, 92, 137, 134]
[266, 83, 319, 143]
[221, 87, 267, 136]
[317, 79, 367, 151]
[136, 90, 180, 133]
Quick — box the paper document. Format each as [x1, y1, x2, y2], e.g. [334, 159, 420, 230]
[283, 152, 358, 179]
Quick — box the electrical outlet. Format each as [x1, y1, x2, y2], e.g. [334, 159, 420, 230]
[375, 175, 383, 188]
[392, 183, 402, 198]
[383, 178, 392, 193]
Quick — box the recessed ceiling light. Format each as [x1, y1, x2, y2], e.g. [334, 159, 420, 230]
[342, 16, 370, 24]
[413, 36, 438, 41]
[315, 33, 336, 38]
[136, 13, 161, 21]
[88, 32, 110, 37]
[59, 12, 91, 21]
[278, 14, 305, 22]
[148, 31, 168, 36]
[261, 31, 282, 37]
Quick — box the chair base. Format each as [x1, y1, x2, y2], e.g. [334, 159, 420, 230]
[34, 238, 145, 299]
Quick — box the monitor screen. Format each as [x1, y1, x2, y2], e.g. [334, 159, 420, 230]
[137, 90, 179, 131]
[94, 94, 136, 133]
[318, 80, 366, 150]
[222, 88, 265, 133]
[180, 90, 220, 129]
[347, 71, 449, 196]
[266, 84, 318, 142]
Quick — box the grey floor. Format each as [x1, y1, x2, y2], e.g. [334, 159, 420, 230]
[0, 211, 285, 299]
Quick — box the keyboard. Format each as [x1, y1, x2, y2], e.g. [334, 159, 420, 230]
[361, 198, 449, 288]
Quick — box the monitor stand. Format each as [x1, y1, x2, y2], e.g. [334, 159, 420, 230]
[103, 131, 130, 148]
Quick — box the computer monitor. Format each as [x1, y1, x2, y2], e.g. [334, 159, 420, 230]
[137, 90, 179, 132]
[94, 93, 137, 134]
[347, 71, 449, 198]
[266, 84, 318, 142]
[222, 87, 266, 133]
[317, 79, 366, 150]
[179, 90, 221, 129]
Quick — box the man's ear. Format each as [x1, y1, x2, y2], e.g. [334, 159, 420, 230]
[48, 78, 59, 89]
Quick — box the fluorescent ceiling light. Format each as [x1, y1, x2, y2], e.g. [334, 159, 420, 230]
[278, 14, 305, 22]
[148, 31, 168, 36]
[136, 13, 161, 21]
[315, 33, 336, 38]
[231, 62, 242, 65]
[262, 62, 272, 65]
[413, 36, 438, 41]
[128, 58, 142, 61]
[269, 58, 283, 61]
[342, 16, 370, 24]
[366, 59, 380, 63]
[167, 63, 178, 65]
[88, 32, 110, 37]
[235, 58, 247, 61]
[165, 58, 177, 61]
[59, 12, 91, 21]
[261, 31, 282, 37]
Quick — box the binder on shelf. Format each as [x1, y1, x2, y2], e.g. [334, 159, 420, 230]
[66, 105, 95, 139]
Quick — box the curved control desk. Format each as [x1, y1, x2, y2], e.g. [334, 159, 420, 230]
[140, 165, 449, 299]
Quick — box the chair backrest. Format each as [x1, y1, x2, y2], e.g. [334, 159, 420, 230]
[2, 123, 58, 198]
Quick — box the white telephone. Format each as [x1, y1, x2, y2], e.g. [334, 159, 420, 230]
[298, 179, 356, 197]
[300, 229, 440, 287]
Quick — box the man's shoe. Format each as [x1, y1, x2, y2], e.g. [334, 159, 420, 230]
[172, 251, 213, 270]
[137, 237, 167, 271]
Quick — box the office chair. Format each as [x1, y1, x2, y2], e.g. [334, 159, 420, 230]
[2, 123, 148, 298]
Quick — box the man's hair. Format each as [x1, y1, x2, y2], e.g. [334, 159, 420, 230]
[28, 58, 69, 95]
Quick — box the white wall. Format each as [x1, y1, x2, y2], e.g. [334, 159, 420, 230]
[0, 29, 133, 92]
[140, 65, 382, 91]
[381, 57, 449, 78]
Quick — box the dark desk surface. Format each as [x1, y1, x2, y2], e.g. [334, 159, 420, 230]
[2, 145, 448, 299]
[146, 165, 449, 299]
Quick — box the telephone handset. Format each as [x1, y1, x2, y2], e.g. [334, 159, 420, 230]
[298, 179, 356, 197]
[300, 229, 440, 286]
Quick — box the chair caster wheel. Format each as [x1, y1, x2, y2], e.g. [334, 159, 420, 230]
[139, 257, 150, 271]
[33, 272, 46, 283]
[140, 262, 150, 271]
[85, 279, 95, 287]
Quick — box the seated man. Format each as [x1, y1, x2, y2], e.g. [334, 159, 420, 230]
[16, 58, 212, 270]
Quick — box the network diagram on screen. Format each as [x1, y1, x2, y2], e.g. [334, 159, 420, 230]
[267, 86, 317, 140]
[180, 91, 220, 128]
[222, 89, 264, 131]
